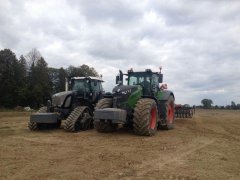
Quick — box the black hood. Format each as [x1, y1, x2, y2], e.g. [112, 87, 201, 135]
[52, 91, 73, 107]
[112, 85, 138, 109]
[112, 85, 138, 95]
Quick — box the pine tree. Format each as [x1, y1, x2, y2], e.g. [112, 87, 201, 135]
[0, 49, 19, 108]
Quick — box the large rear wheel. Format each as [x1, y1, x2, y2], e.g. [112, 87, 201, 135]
[94, 98, 117, 133]
[133, 98, 158, 136]
[159, 95, 175, 130]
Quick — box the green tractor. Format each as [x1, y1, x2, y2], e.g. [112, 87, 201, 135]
[93, 69, 175, 136]
[29, 76, 104, 132]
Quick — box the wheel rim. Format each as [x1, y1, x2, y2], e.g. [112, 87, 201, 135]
[167, 103, 174, 123]
[149, 107, 157, 129]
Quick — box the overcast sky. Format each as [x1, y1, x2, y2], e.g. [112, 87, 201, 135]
[0, 0, 239, 105]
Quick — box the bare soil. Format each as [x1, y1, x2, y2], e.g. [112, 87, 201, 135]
[0, 109, 240, 180]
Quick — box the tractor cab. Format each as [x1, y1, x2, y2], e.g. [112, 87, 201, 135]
[116, 69, 163, 96]
[71, 77, 104, 103]
[127, 69, 163, 95]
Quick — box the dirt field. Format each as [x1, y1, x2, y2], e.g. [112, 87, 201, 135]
[0, 109, 240, 180]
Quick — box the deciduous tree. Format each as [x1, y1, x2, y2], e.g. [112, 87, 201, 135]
[201, 99, 213, 109]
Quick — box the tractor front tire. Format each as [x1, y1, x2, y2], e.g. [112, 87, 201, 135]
[28, 106, 47, 131]
[94, 98, 117, 133]
[133, 98, 158, 136]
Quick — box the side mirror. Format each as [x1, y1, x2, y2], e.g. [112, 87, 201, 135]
[158, 74, 163, 83]
[69, 79, 74, 90]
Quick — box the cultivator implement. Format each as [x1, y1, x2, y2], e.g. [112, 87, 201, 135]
[175, 104, 195, 118]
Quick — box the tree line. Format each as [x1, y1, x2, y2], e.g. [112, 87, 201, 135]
[200, 99, 240, 110]
[0, 48, 98, 109]
[1, 48, 238, 110]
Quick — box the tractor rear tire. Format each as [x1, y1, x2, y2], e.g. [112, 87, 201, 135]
[63, 106, 93, 132]
[158, 95, 175, 130]
[94, 98, 117, 133]
[28, 106, 47, 131]
[133, 98, 158, 136]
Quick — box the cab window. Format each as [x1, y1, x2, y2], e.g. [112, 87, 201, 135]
[152, 74, 159, 85]
[91, 80, 102, 92]
[128, 74, 151, 86]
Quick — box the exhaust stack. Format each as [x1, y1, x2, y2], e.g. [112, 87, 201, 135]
[65, 78, 68, 91]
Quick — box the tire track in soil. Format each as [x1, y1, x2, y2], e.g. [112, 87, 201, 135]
[136, 138, 215, 177]
[188, 125, 240, 142]
[112, 138, 215, 179]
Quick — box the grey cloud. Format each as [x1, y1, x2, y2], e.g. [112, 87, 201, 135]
[69, 0, 142, 25]
[88, 38, 157, 64]
[150, 0, 240, 26]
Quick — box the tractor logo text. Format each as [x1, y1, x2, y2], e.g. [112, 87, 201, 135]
[121, 89, 132, 94]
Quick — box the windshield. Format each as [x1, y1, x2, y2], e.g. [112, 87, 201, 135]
[128, 74, 151, 86]
[90, 80, 100, 91]
[72, 80, 89, 92]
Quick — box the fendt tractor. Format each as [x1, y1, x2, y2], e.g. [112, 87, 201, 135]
[28, 76, 104, 132]
[93, 68, 175, 136]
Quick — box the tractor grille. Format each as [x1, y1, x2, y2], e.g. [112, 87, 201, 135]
[113, 95, 129, 109]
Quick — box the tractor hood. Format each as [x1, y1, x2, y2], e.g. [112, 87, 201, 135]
[112, 85, 138, 95]
[52, 91, 73, 107]
[112, 85, 142, 109]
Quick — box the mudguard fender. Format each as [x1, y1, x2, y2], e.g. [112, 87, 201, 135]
[159, 90, 175, 101]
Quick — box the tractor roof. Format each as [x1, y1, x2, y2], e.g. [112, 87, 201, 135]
[127, 69, 161, 75]
[71, 76, 104, 82]
[127, 71, 160, 76]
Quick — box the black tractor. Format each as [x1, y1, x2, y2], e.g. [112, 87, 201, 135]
[28, 76, 104, 132]
[93, 68, 175, 136]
